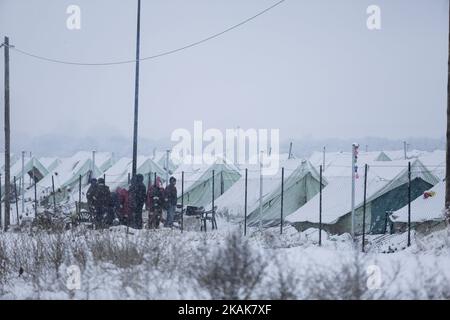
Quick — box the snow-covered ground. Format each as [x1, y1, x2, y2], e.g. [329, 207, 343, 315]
[1, 219, 450, 300]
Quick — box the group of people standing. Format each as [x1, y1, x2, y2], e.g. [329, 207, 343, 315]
[86, 173, 178, 229]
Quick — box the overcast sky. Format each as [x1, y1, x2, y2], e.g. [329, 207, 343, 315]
[0, 0, 448, 144]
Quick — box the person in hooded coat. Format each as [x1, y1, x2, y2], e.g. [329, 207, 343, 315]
[128, 174, 146, 229]
[164, 176, 177, 228]
[94, 178, 112, 228]
[146, 177, 164, 229]
[86, 178, 98, 217]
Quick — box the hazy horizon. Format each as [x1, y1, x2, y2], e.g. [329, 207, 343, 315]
[0, 0, 448, 147]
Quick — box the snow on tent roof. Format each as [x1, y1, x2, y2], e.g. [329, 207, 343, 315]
[173, 156, 239, 193]
[8, 156, 48, 181]
[286, 159, 439, 224]
[68, 156, 130, 202]
[246, 159, 324, 227]
[102, 156, 166, 191]
[375, 151, 392, 161]
[173, 156, 241, 207]
[36, 152, 102, 192]
[1, 157, 49, 192]
[102, 157, 133, 190]
[308, 151, 386, 179]
[417, 150, 445, 180]
[384, 149, 428, 161]
[39, 157, 62, 172]
[93, 152, 116, 173]
[153, 150, 178, 173]
[213, 158, 306, 218]
[68, 151, 116, 173]
[390, 179, 445, 223]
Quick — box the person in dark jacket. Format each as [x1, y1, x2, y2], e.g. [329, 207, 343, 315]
[129, 174, 147, 229]
[146, 177, 164, 229]
[95, 178, 112, 228]
[164, 176, 177, 228]
[86, 178, 98, 216]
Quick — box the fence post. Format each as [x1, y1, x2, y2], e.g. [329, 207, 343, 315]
[362, 164, 368, 252]
[148, 172, 152, 190]
[244, 168, 248, 236]
[51, 175, 57, 213]
[34, 175, 37, 217]
[128, 172, 131, 185]
[154, 172, 157, 186]
[13, 176, 19, 224]
[103, 173, 106, 183]
[0, 174, 2, 229]
[220, 171, 224, 195]
[78, 175, 82, 215]
[212, 170, 215, 209]
[280, 167, 284, 235]
[181, 171, 184, 233]
[319, 165, 322, 246]
[407, 161, 411, 247]
[210, 170, 215, 231]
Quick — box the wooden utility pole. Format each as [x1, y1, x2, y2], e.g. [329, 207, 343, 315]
[446, 2, 450, 223]
[132, 0, 141, 177]
[3, 36, 11, 231]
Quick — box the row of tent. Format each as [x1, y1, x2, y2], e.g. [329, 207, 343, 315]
[206, 149, 446, 235]
[286, 150, 444, 235]
[1, 149, 447, 235]
[0, 151, 177, 211]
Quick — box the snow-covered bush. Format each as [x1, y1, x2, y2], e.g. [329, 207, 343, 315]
[190, 231, 268, 299]
[300, 251, 400, 300]
[0, 226, 450, 299]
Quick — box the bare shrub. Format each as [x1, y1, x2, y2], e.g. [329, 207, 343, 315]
[46, 232, 67, 278]
[190, 232, 268, 299]
[87, 232, 144, 268]
[0, 237, 10, 291]
[409, 258, 450, 299]
[264, 257, 301, 299]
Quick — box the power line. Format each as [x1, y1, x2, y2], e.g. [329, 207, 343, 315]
[4, 0, 286, 66]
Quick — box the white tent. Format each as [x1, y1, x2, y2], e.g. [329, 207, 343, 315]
[246, 159, 323, 227]
[173, 157, 241, 207]
[384, 149, 428, 161]
[39, 157, 62, 173]
[390, 179, 446, 224]
[286, 158, 439, 235]
[29, 152, 102, 204]
[153, 150, 178, 174]
[417, 150, 445, 180]
[374, 151, 392, 162]
[212, 159, 322, 226]
[93, 152, 116, 173]
[102, 156, 166, 192]
[1, 156, 49, 198]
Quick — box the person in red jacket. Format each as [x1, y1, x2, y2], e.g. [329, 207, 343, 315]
[115, 187, 130, 225]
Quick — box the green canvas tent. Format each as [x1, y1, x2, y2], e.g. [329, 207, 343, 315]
[246, 160, 324, 227]
[286, 159, 439, 235]
[1, 156, 49, 198]
[375, 151, 392, 162]
[173, 159, 241, 208]
[29, 152, 103, 204]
